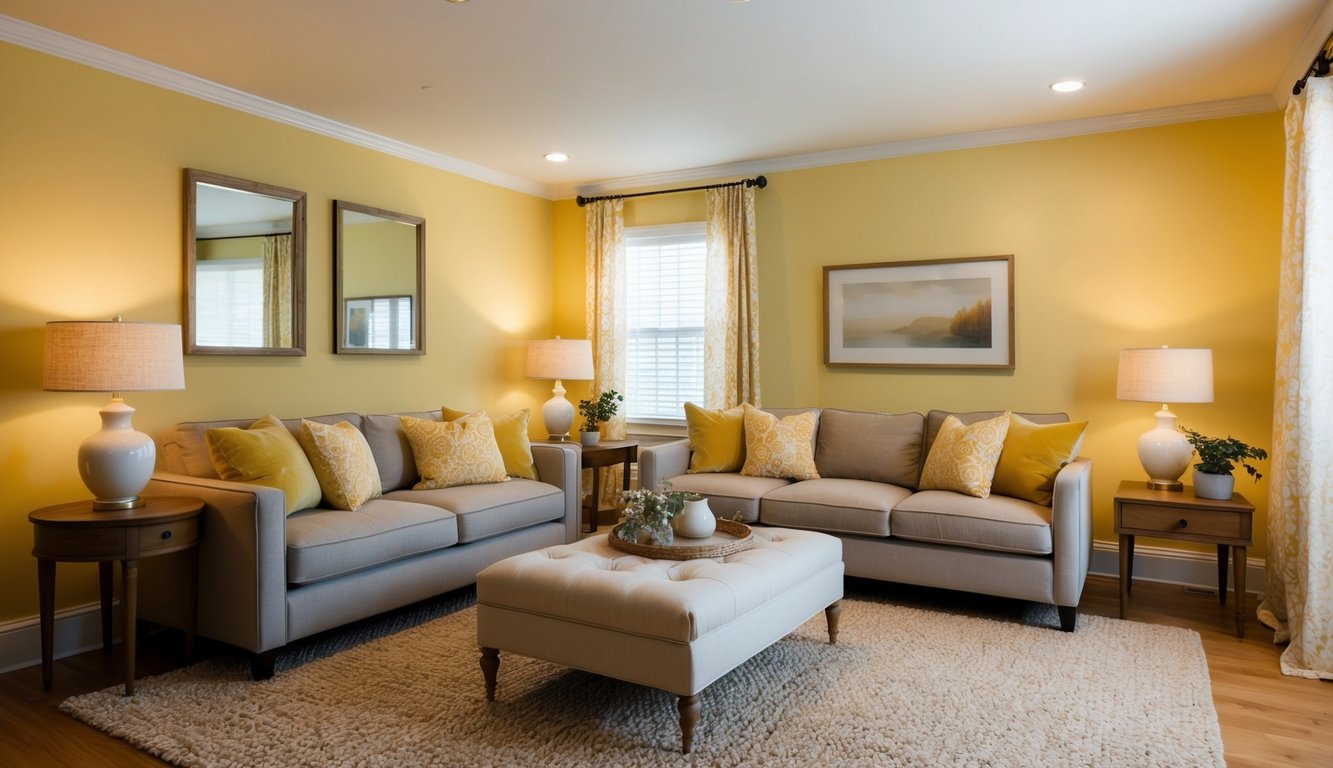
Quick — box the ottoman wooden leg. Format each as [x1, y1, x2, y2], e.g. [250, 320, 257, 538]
[480, 647, 500, 701]
[826, 601, 842, 644]
[678, 693, 700, 754]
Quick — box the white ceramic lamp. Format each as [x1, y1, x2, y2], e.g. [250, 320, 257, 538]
[44, 318, 185, 510]
[1116, 346, 1213, 492]
[526, 337, 594, 441]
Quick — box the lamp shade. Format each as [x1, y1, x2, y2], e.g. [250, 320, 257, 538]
[44, 320, 185, 392]
[525, 338, 593, 381]
[1116, 347, 1213, 404]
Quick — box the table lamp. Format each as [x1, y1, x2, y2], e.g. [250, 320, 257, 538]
[1116, 346, 1213, 491]
[44, 317, 185, 510]
[526, 337, 594, 441]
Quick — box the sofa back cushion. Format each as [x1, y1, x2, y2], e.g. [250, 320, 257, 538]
[362, 410, 440, 492]
[159, 412, 363, 478]
[815, 409, 924, 488]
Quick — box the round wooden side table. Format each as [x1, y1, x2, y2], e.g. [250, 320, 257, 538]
[29, 496, 204, 696]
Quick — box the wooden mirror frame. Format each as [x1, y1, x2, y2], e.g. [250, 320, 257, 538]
[185, 168, 307, 356]
[333, 200, 426, 355]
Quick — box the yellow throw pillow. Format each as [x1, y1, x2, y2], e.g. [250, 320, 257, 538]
[685, 402, 747, 473]
[403, 412, 509, 490]
[740, 405, 820, 481]
[918, 413, 1011, 499]
[991, 414, 1088, 506]
[206, 415, 322, 515]
[297, 420, 383, 511]
[443, 407, 538, 480]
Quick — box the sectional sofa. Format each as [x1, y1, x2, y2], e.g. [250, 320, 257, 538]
[138, 410, 579, 678]
[640, 408, 1092, 631]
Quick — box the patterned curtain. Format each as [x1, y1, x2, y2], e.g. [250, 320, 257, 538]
[703, 184, 762, 408]
[1257, 75, 1333, 680]
[262, 234, 293, 347]
[585, 199, 627, 509]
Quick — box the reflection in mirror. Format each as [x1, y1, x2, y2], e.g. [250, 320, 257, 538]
[334, 200, 425, 354]
[186, 169, 306, 355]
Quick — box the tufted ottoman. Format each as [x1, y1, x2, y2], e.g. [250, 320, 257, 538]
[475, 527, 844, 753]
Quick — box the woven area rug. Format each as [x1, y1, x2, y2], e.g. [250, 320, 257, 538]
[61, 593, 1224, 767]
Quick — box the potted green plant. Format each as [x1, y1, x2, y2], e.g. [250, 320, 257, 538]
[576, 389, 623, 447]
[1181, 427, 1268, 500]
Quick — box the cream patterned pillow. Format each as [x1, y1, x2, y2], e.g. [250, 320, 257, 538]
[740, 405, 820, 481]
[918, 413, 1011, 498]
[298, 420, 382, 511]
[402, 412, 509, 490]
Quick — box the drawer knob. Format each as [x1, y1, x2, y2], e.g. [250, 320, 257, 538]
[1177, 519, 1188, 529]
[160, 530, 173, 540]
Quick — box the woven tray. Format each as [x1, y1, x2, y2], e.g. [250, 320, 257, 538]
[607, 519, 754, 560]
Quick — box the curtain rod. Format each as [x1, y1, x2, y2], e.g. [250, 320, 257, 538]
[576, 175, 767, 207]
[1293, 31, 1333, 95]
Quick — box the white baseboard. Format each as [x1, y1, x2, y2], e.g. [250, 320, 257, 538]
[1088, 539, 1266, 596]
[0, 600, 120, 675]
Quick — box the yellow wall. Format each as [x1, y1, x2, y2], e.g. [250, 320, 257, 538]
[553, 113, 1284, 558]
[0, 42, 554, 622]
[342, 220, 418, 298]
[197, 237, 264, 261]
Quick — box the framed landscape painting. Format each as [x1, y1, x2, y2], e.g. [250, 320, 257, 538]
[824, 255, 1014, 368]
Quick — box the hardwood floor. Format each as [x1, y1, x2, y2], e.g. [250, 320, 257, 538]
[0, 575, 1329, 766]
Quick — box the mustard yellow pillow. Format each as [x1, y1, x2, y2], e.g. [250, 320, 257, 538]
[685, 402, 747, 473]
[297, 420, 382, 510]
[206, 415, 322, 515]
[443, 407, 537, 480]
[918, 413, 1011, 498]
[991, 415, 1088, 505]
[740, 405, 820, 481]
[403, 412, 509, 490]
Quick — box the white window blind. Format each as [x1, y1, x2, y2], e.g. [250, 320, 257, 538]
[195, 258, 263, 347]
[625, 223, 706, 424]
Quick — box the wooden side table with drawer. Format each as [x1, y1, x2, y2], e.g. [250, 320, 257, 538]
[29, 496, 204, 695]
[1113, 480, 1253, 638]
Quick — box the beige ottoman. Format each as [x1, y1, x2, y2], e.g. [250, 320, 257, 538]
[476, 527, 844, 753]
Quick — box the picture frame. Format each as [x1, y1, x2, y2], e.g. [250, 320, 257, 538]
[824, 255, 1014, 369]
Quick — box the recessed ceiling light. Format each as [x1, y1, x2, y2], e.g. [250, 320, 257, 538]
[544, 152, 569, 163]
[1050, 79, 1085, 93]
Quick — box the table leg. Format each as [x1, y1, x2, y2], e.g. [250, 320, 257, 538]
[1118, 534, 1132, 619]
[183, 545, 199, 660]
[37, 558, 54, 691]
[1216, 544, 1229, 606]
[98, 561, 114, 652]
[587, 468, 602, 534]
[1234, 545, 1247, 639]
[678, 693, 701, 754]
[121, 559, 138, 696]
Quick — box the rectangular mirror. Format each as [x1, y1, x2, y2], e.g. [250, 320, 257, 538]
[185, 169, 307, 355]
[334, 200, 425, 355]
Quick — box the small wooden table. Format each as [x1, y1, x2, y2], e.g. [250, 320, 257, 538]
[29, 496, 204, 695]
[1113, 481, 1253, 638]
[578, 439, 639, 534]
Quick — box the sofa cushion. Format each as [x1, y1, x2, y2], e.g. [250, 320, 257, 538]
[760, 478, 912, 537]
[924, 410, 1068, 464]
[991, 414, 1088, 505]
[684, 402, 747, 473]
[918, 414, 1011, 498]
[159, 412, 362, 479]
[815, 409, 924, 488]
[740, 405, 820, 480]
[206, 415, 323, 515]
[298, 419, 382, 510]
[386, 479, 564, 544]
[891, 490, 1053, 555]
[362, 411, 438, 492]
[443, 407, 538, 480]
[659, 472, 789, 523]
[285, 498, 458, 585]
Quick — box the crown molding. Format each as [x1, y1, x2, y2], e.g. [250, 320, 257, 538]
[1271, 2, 1333, 108]
[563, 95, 1279, 199]
[0, 14, 552, 199]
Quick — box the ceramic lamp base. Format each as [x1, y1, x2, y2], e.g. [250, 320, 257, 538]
[79, 398, 154, 510]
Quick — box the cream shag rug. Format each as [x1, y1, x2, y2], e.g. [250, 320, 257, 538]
[62, 594, 1224, 767]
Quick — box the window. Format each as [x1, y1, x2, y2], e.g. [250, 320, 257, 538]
[195, 258, 263, 347]
[625, 223, 706, 424]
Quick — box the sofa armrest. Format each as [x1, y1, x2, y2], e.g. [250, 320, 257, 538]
[139, 473, 289, 654]
[1050, 457, 1093, 608]
[532, 443, 580, 543]
[639, 439, 691, 491]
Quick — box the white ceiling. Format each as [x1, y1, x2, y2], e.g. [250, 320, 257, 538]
[2, 1, 1330, 200]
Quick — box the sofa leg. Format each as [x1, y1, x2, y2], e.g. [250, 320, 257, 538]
[1057, 606, 1077, 632]
[250, 650, 277, 680]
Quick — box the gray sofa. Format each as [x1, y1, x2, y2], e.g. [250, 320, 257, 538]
[640, 408, 1092, 631]
[140, 410, 579, 678]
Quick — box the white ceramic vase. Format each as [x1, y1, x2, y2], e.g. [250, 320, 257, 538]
[1192, 469, 1235, 500]
[673, 496, 717, 539]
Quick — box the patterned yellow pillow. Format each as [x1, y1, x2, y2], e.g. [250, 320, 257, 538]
[991, 414, 1088, 505]
[442, 407, 537, 480]
[402, 412, 509, 490]
[685, 402, 747, 473]
[740, 405, 820, 481]
[297, 420, 382, 510]
[206, 415, 322, 515]
[918, 413, 1011, 498]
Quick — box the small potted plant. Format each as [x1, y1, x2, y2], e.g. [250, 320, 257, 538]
[577, 389, 623, 447]
[1181, 427, 1268, 500]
